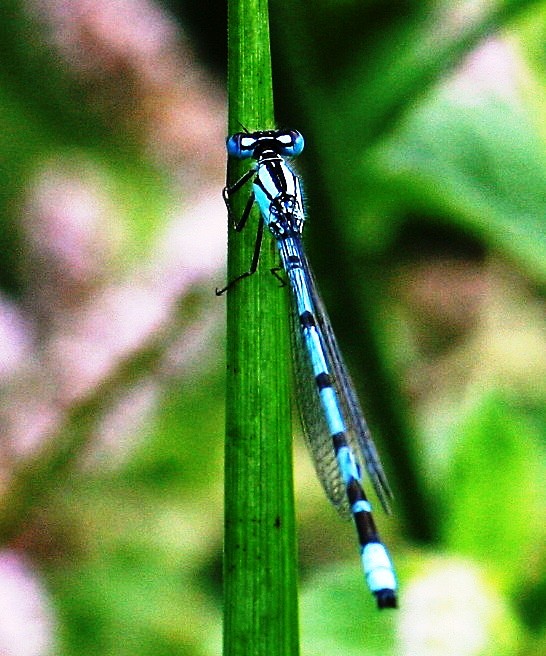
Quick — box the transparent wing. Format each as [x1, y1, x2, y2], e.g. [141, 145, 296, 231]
[289, 246, 393, 516]
[290, 300, 352, 519]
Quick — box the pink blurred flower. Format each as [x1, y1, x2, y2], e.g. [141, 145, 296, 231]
[0, 299, 33, 383]
[0, 551, 55, 656]
[30, 0, 226, 173]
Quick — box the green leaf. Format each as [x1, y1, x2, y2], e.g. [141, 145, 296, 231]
[300, 561, 397, 656]
[372, 89, 546, 281]
[440, 391, 546, 595]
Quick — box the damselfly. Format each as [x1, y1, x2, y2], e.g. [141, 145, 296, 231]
[217, 129, 397, 609]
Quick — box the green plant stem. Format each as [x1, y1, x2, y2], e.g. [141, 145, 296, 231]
[223, 1, 299, 655]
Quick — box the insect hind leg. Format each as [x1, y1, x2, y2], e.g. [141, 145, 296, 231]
[215, 211, 264, 295]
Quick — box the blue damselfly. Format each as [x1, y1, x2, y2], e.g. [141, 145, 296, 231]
[218, 129, 397, 609]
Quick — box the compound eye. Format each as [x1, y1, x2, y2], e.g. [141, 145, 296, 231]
[226, 133, 256, 159]
[277, 130, 304, 157]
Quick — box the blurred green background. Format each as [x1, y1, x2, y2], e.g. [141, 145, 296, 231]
[0, 1, 544, 655]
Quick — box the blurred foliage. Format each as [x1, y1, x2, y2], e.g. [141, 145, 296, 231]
[0, 1, 544, 655]
[0, 0, 172, 295]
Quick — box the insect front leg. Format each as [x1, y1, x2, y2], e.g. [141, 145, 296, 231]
[215, 217, 264, 296]
[223, 166, 256, 230]
[270, 266, 287, 287]
[217, 163, 269, 294]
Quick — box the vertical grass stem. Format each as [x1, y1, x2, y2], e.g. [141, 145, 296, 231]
[223, 1, 299, 655]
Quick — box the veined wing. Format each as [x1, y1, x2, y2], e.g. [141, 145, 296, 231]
[289, 286, 352, 518]
[289, 242, 393, 515]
